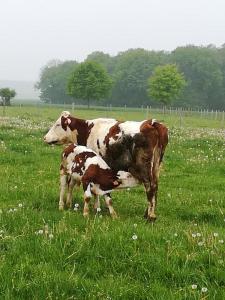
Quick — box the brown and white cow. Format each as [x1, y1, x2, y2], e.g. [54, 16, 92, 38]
[60, 143, 138, 218]
[44, 111, 168, 221]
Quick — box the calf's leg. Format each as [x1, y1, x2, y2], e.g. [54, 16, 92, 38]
[66, 177, 76, 209]
[59, 174, 67, 211]
[104, 193, 117, 219]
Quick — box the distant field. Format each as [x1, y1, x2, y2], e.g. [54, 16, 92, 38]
[0, 106, 225, 299]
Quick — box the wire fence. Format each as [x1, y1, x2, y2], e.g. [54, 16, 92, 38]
[2, 100, 225, 128]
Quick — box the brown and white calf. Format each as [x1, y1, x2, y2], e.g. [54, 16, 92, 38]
[60, 143, 138, 218]
[44, 111, 168, 221]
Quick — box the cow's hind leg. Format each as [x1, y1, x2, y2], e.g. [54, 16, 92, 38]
[144, 149, 160, 222]
[104, 193, 117, 219]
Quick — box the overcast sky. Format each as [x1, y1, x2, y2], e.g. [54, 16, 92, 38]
[0, 0, 225, 82]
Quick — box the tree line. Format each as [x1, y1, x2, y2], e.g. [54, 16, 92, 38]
[36, 45, 225, 110]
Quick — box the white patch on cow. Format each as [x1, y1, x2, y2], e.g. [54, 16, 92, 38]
[151, 119, 157, 125]
[84, 156, 109, 170]
[86, 118, 117, 155]
[119, 121, 146, 136]
[116, 171, 139, 189]
[73, 145, 96, 156]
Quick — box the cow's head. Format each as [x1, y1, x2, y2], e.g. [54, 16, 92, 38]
[44, 111, 77, 145]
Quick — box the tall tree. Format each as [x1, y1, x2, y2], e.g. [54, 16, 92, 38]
[147, 64, 186, 106]
[36, 60, 78, 104]
[67, 61, 112, 108]
[0, 88, 16, 106]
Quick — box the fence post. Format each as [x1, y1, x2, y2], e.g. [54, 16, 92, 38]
[221, 111, 224, 128]
[146, 106, 149, 119]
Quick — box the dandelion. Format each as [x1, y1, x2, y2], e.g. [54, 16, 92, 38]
[133, 223, 137, 228]
[74, 203, 79, 211]
[194, 223, 197, 226]
[219, 239, 224, 244]
[49, 233, 54, 239]
[209, 199, 212, 203]
[213, 232, 218, 237]
[13, 208, 17, 212]
[18, 203, 23, 208]
[198, 241, 204, 246]
[196, 233, 201, 237]
[8, 209, 13, 213]
[174, 233, 178, 237]
[14, 186, 17, 189]
[191, 284, 197, 290]
[127, 188, 130, 191]
[96, 207, 101, 213]
[132, 234, 138, 240]
[201, 287, 208, 293]
[192, 233, 196, 238]
[38, 229, 44, 235]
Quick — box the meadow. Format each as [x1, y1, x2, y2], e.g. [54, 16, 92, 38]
[0, 106, 225, 300]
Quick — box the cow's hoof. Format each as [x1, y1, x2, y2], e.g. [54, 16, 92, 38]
[146, 215, 157, 223]
[59, 206, 64, 211]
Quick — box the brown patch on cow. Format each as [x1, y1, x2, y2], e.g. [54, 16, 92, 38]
[72, 152, 96, 176]
[104, 122, 122, 146]
[61, 116, 94, 145]
[63, 144, 76, 158]
[82, 164, 120, 192]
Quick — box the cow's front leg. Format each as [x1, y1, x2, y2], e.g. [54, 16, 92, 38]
[66, 177, 76, 209]
[83, 183, 92, 217]
[104, 193, 117, 219]
[59, 174, 67, 211]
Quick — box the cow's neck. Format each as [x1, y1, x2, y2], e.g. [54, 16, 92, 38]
[68, 117, 93, 145]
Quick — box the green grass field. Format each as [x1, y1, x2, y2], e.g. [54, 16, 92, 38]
[0, 106, 225, 299]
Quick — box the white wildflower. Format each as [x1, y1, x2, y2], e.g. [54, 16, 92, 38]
[132, 234, 138, 240]
[174, 233, 178, 237]
[74, 203, 79, 208]
[191, 284, 197, 290]
[196, 233, 201, 237]
[192, 233, 196, 238]
[219, 239, 224, 244]
[96, 207, 101, 213]
[38, 229, 44, 235]
[198, 241, 204, 246]
[213, 232, 218, 237]
[49, 233, 54, 239]
[133, 223, 137, 228]
[201, 287, 208, 293]
[18, 203, 23, 208]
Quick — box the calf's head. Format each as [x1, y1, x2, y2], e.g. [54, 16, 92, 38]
[44, 111, 77, 145]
